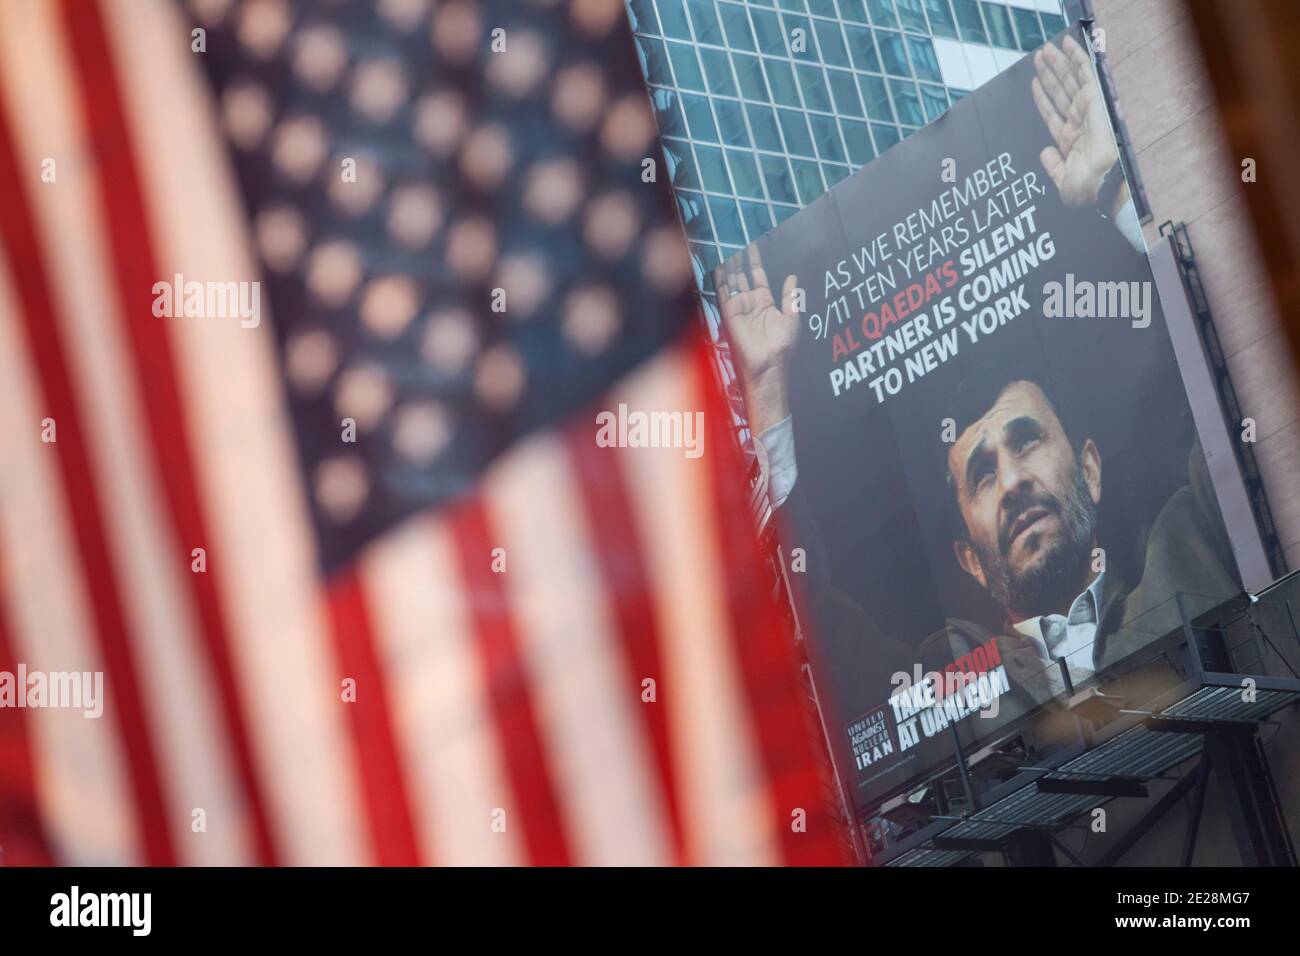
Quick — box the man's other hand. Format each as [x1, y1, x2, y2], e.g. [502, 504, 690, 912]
[1032, 34, 1120, 209]
[717, 245, 800, 436]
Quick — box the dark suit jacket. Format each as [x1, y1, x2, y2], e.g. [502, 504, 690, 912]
[777, 439, 1239, 754]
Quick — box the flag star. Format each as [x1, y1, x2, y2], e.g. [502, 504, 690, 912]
[256, 204, 309, 272]
[563, 286, 621, 355]
[445, 217, 498, 284]
[421, 309, 480, 375]
[285, 328, 340, 395]
[292, 24, 350, 93]
[431, 1, 483, 66]
[360, 275, 421, 340]
[474, 343, 526, 413]
[386, 184, 443, 251]
[222, 81, 274, 151]
[316, 456, 369, 523]
[551, 64, 606, 132]
[414, 91, 468, 158]
[350, 59, 408, 125]
[306, 239, 365, 308]
[272, 115, 329, 184]
[238, 0, 293, 60]
[392, 401, 453, 466]
[523, 159, 583, 225]
[334, 363, 394, 431]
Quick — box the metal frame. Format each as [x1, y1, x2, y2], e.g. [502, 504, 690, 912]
[873, 588, 1300, 866]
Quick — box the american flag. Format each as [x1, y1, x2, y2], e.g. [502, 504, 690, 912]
[0, 0, 849, 866]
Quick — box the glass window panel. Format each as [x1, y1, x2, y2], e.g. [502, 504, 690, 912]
[719, 2, 757, 50]
[690, 241, 721, 273]
[919, 83, 948, 121]
[628, 0, 660, 36]
[637, 37, 673, 87]
[662, 139, 704, 189]
[733, 54, 770, 101]
[888, 78, 924, 124]
[894, 0, 928, 31]
[839, 0, 870, 25]
[739, 201, 773, 240]
[746, 103, 783, 150]
[808, 0, 839, 15]
[682, 93, 719, 141]
[657, 0, 692, 40]
[760, 154, 799, 203]
[687, 0, 726, 45]
[777, 0, 808, 10]
[796, 64, 833, 111]
[694, 145, 733, 191]
[700, 49, 738, 95]
[653, 93, 689, 138]
[828, 69, 864, 115]
[867, 0, 898, 28]
[750, 8, 788, 54]
[1011, 8, 1044, 50]
[814, 21, 851, 67]
[678, 191, 713, 241]
[791, 159, 825, 203]
[952, 0, 987, 43]
[871, 121, 901, 151]
[859, 73, 895, 121]
[725, 149, 765, 197]
[666, 42, 707, 91]
[981, 2, 1016, 49]
[763, 58, 802, 107]
[777, 108, 816, 155]
[840, 119, 875, 164]
[773, 203, 798, 224]
[924, 0, 958, 39]
[907, 36, 942, 82]
[876, 30, 911, 76]
[1040, 12, 1066, 36]
[707, 195, 747, 245]
[823, 163, 850, 187]
[809, 113, 846, 161]
[713, 99, 750, 146]
[845, 25, 881, 72]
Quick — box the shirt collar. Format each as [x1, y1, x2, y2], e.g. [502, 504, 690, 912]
[1011, 572, 1106, 642]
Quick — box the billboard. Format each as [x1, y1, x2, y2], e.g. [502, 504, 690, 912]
[713, 24, 1243, 811]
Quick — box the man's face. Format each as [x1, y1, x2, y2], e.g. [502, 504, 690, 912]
[947, 381, 1102, 620]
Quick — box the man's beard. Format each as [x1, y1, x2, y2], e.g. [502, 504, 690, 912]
[976, 467, 1098, 619]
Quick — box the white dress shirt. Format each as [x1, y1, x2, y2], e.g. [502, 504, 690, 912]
[1012, 572, 1106, 684]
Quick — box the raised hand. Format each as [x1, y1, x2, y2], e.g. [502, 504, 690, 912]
[716, 245, 800, 435]
[1032, 34, 1120, 209]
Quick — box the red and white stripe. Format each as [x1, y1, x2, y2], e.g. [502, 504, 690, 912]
[0, 0, 848, 866]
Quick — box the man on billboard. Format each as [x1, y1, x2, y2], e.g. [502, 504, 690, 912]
[714, 35, 1240, 765]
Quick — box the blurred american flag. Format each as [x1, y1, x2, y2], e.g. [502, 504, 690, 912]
[0, 0, 847, 866]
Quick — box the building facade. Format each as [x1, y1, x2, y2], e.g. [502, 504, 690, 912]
[625, 0, 1069, 313]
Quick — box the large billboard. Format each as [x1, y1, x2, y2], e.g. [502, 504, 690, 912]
[713, 24, 1243, 811]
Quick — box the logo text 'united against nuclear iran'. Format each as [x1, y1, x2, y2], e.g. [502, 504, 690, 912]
[595, 403, 704, 459]
[152, 273, 261, 328]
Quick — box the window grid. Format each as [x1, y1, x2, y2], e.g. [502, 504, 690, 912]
[632, 0, 1068, 287]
